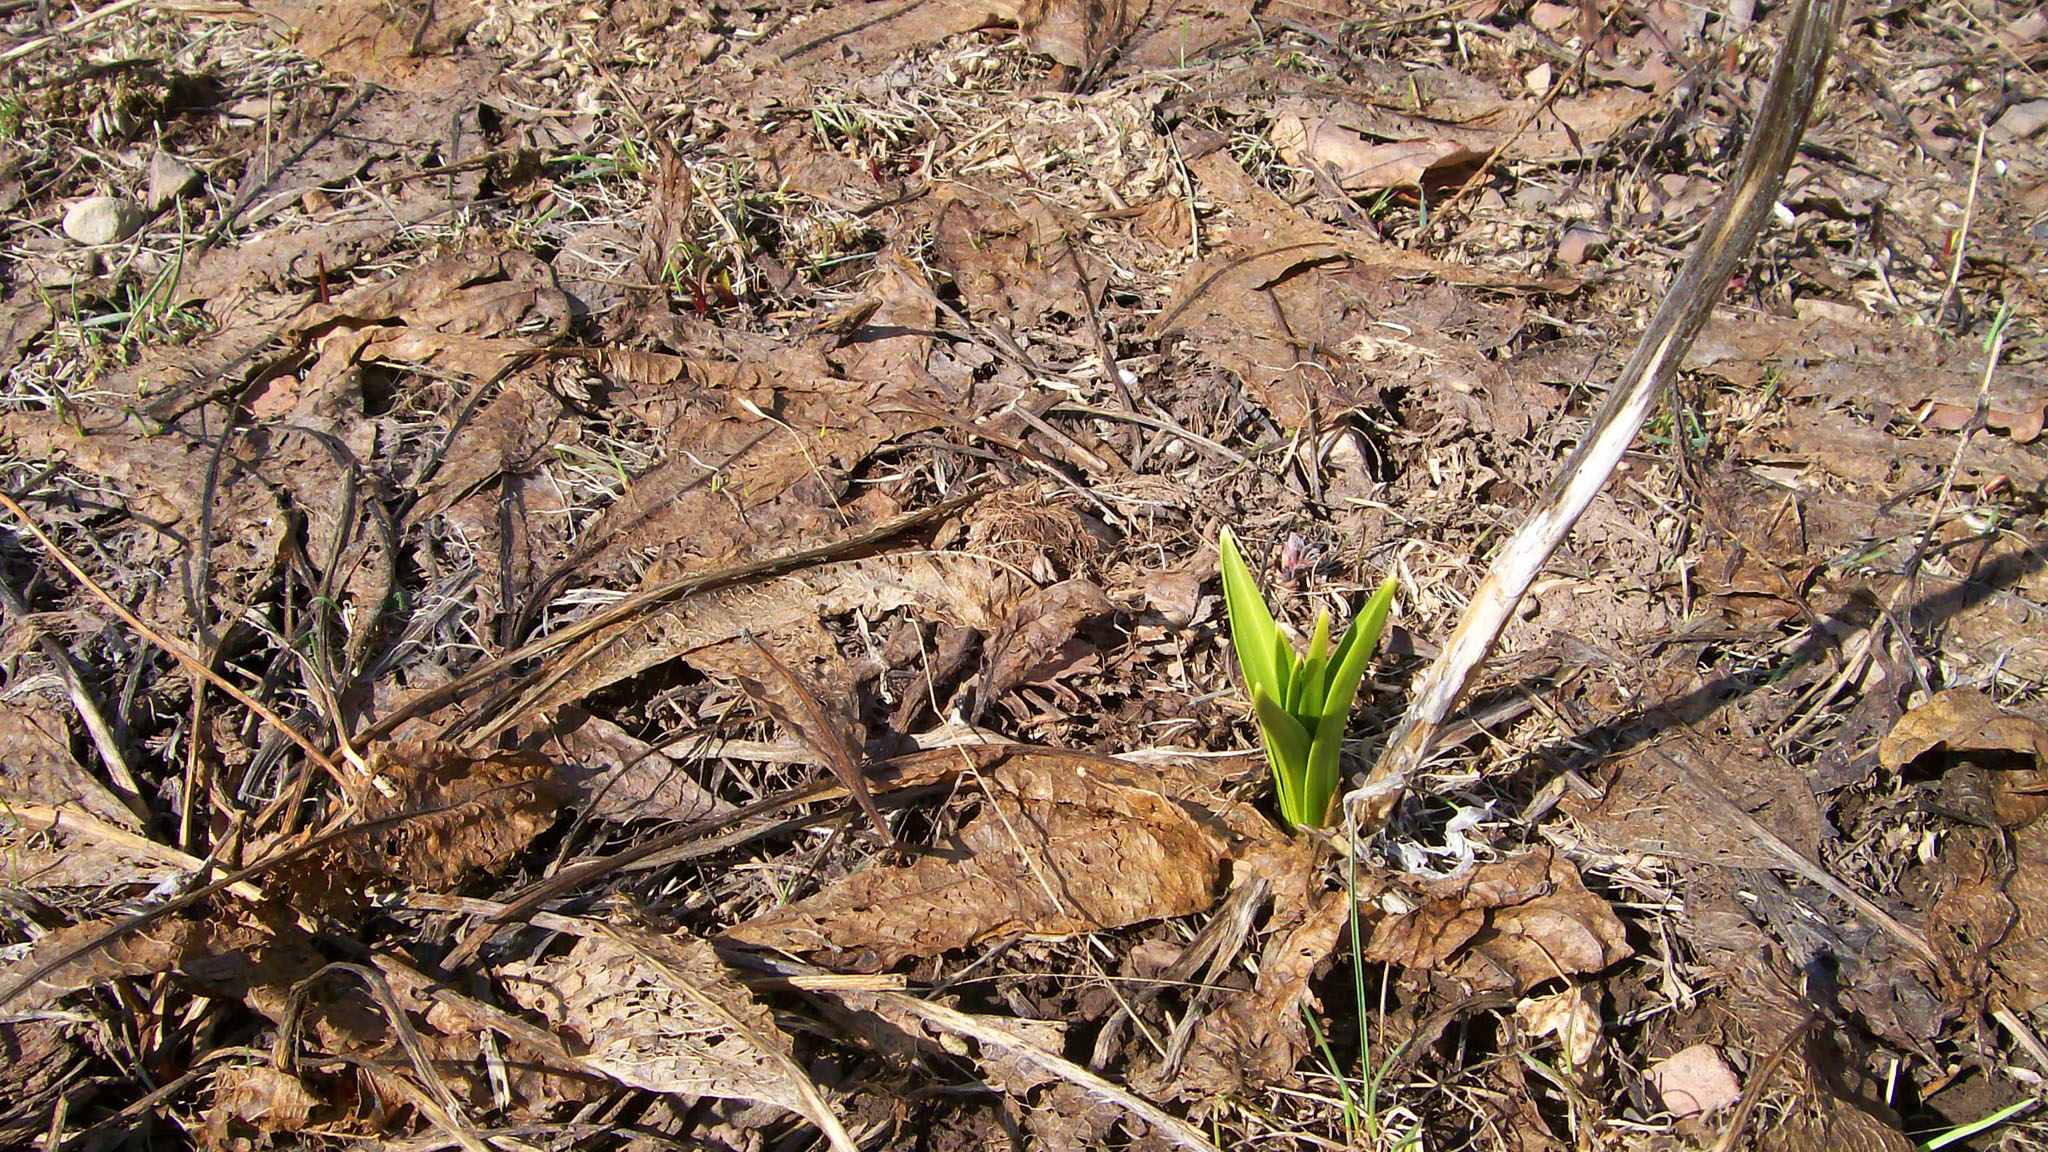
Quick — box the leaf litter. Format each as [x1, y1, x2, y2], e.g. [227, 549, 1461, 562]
[2, 0, 2046, 1149]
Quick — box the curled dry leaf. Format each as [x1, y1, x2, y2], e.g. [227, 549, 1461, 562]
[974, 578, 1116, 719]
[1880, 688, 2048, 828]
[722, 750, 1227, 968]
[1272, 115, 1483, 191]
[1366, 852, 1630, 993]
[499, 926, 856, 1152]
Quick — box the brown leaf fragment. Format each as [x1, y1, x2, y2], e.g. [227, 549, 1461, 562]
[1880, 689, 2048, 828]
[1367, 852, 1629, 992]
[711, 631, 894, 848]
[203, 1065, 325, 1149]
[1176, 886, 1351, 1096]
[529, 709, 728, 824]
[0, 695, 142, 830]
[499, 927, 857, 1152]
[722, 751, 1226, 968]
[974, 578, 1115, 719]
[1272, 116, 1483, 190]
[514, 553, 1033, 723]
[282, 741, 564, 912]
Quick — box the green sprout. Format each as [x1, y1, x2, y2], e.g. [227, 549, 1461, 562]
[1218, 528, 1398, 829]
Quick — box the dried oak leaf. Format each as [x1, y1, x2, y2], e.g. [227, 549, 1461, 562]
[1881, 689, 2048, 828]
[721, 750, 1227, 968]
[1366, 852, 1629, 992]
[499, 926, 855, 1151]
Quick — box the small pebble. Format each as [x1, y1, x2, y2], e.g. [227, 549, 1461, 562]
[62, 195, 144, 246]
[1556, 224, 1609, 265]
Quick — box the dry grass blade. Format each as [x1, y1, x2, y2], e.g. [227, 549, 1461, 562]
[738, 632, 898, 849]
[0, 491, 354, 782]
[1353, 0, 1847, 831]
[886, 994, 1220, 1152]
[594, 925, 861, 1152]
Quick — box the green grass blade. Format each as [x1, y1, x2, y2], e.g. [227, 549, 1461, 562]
[1299, 576, 1400, 828]
[1218, 529, 1284, 702]
[1294, 610, 1332, 715]
[1251, 683, 1312, 818]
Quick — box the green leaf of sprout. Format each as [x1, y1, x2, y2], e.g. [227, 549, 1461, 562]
[1218, 531, 1399, 830]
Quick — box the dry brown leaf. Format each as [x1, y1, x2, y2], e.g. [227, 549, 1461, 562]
[721, 750, 1226, 968]
[1272, 116, 1483, 190]
[931, 185, 1089, 330]
[974, 578, 1115, 719]
[3, 412, 290, 635]
[514, 552, 1035, 722]
[529, 708, 729, 824]
[0, 695, 141, 830]
[1176, 886, 1351, 1096]
[499, 927, 857, 1152]
[1880, 689, 2048, 828]
[1366, 852, 1629, 993]
[276, 741, 563, 913]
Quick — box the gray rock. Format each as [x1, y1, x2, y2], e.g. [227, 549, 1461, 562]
[62, 195, 144, 246]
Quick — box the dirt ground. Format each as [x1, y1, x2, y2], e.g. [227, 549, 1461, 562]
[2, 0, 2047, 1149]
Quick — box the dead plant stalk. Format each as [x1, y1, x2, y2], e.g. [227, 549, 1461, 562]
[1350, 0, 1846, 833]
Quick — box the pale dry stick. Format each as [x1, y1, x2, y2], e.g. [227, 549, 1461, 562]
[0, 576, 149, 824]
[0, 491, 354, 783]
[1934, 121, 1988, 329]
[1349, 0, 1845, 834]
